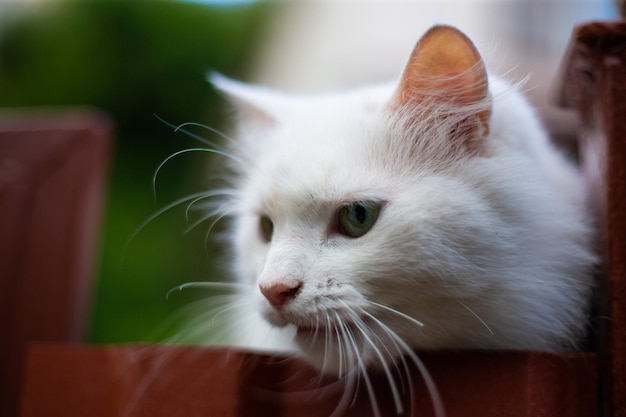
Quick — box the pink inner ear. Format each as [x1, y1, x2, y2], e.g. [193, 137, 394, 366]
[392, 25, 489, 109]
[390, 25, 492, 140]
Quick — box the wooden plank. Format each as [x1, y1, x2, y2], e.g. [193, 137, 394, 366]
[557, 21, 626, 417]
[0, 110, 112, 417]
[20, 344, 597, 417]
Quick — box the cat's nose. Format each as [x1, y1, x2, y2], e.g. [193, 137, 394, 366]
[260, 279, 303, 308]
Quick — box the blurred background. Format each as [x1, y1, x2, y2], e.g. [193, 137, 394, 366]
[0, 0, 617, 345]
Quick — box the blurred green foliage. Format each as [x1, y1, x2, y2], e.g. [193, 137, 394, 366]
[0, 0, 272, 343]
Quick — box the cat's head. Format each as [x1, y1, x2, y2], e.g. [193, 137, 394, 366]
[210, 25, 590, 375]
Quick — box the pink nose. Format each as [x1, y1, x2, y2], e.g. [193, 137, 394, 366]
[260, 280, 303, 308]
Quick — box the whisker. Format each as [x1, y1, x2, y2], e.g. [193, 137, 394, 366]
[123, 191, 213, 255]
[184, 200, 236, 238]
[173, 121, 235, 146]
[363, 310, 445, 417]
[307, 313, 332, 391]
[357, 321, 404, 414]
[154, 114, 229, 147]
[333, 318, 345, 379]
[152, 148, 245, 199]
[309, 314, 322, 348]
[358, 310, 415, 413]
[206, 298, 255, 327]
[172, 293, 263, 346]
[337, 311, 382, 417]
[185, 211, 220, 235]
[120, 345, 183, 417]
[166, 281, 248, 300]
[203, 209, 235, 253]
[184, 190, 236, 220]
[326, 368, 359, 417]
[340, 302, 404, 414]
[331, 317, 361, 414]
[369, 301, 424, 327]
[149, 291, 247, 345]
[320, 312, 333, 377]
[458, 301, 495, 336]
[313, 312, 361, 417]
[373, 321, 412, 396]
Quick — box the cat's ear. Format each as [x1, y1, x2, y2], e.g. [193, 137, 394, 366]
[209, 72, 284, 127]
[390, 25, 491, 141]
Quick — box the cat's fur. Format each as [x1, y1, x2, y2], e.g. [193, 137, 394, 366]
[203, 25, 595, 378]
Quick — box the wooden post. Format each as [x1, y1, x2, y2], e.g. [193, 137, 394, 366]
[0, 110, 112, 417]
[557, 21, 626, 417]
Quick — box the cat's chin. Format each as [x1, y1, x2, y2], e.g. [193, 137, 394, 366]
[295, 325, 323, 339]
[294, 320, 362, 344]
[294, 324, 336, 348]
[292, 323, 396, 377]
[294, 338, 349, 376]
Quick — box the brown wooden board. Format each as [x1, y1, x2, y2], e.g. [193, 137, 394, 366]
[20, 343, 597, 417]
[0, 110, 112, 417]
[557, 21, 626, 417]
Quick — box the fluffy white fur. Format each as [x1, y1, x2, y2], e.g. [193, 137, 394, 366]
[201, 26, 596, 378]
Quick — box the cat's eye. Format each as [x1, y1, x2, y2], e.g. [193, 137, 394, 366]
[259, 215, 274, 242]
[337, 201, 381, 238]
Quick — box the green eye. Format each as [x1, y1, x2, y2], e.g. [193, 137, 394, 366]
[338, 201, 382, 238]
[259, 215, 274, 242]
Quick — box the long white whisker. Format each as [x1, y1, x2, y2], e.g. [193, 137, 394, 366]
[310, 314, 321, 347]
[184, 212, 220, 235]
[347, 309, 404, 414]
[320, 312, 332, 377]
[154, 114, 224, 148]
[458, 301, 495, 335]
[184, 194, 236, 244]
[332, 317, 345, 379]
[166, 281, 248, 300]
[203, 209, 235, 252]
[325, 312, 361, 416]
[205, 298, 254, 327]
[359, 310, 416, 412]
[152, 148, 245, 198]
[327, 368, 359, 417]
[184, 190, 235, 220]
[306, 314, 329, 391]
[373, 320, 412, 396]
[369, 301, 424, 327]
[336, 311, 382, 417]
[154, 290, 251, 345]
[340, 301, 405, 412]
[124, 191, 212, 255]
[363, 310, 446, 417]
[182, 295, 263, 346]
[174, 121, 235, 145]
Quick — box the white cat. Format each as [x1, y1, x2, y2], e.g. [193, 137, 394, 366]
[193, 25, 595, 381]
